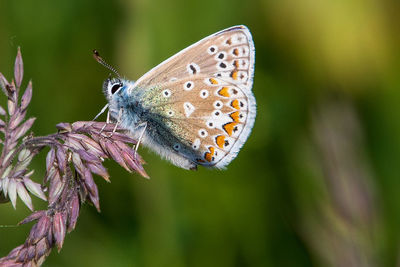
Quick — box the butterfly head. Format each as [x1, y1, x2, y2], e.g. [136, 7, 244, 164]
[102, 77, 132, 121]
[103, 77, 125, 101]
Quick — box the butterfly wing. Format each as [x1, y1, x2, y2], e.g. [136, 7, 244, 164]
[132, 25, 256, 168]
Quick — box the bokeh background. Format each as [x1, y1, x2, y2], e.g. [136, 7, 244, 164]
[0, 0, 399, 266]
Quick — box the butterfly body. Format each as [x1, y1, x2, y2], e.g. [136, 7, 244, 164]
[103, 25, 256, 170]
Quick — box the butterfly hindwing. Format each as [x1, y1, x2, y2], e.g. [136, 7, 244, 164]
[128, 25, 256, 168]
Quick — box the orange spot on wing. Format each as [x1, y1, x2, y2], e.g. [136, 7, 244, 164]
[204, 147, 215, 162]
[233, 48, 239, 56]
[230, 111, 240, 122]
[218, 87, 230, 97]
[233, 60, 239, 68]
[216, 135, 225, 148]
[230, 71, 238, 80]
[209, 78, 218, 85]
[223, 122, 238, 136]
[231, 99, 240, 110]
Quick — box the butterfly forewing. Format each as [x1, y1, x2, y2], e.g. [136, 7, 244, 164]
[133, 25, 254, 90]
[132, 25, 256, 168]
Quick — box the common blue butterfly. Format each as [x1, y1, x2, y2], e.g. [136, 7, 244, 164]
[95, 25, 256, 170]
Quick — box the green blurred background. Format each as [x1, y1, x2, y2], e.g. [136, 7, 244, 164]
[0, 0, 399, 266]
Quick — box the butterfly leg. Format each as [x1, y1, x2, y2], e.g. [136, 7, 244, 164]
[135, 122, 147, 152]
[93, 103, 109, 121]
[106, 110, 111, 123]
[109, 108, 123, 136]
[99, 111, 111, 134]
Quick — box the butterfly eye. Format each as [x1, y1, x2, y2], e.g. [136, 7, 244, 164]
[110, 83, 122, 95]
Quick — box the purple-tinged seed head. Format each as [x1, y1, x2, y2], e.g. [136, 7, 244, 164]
[20, 81, 32, 111]
[14, 47, 23, 88]
[53, 212, 66, 252]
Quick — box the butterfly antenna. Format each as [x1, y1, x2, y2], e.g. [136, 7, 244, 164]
[93, 49, 121, 78]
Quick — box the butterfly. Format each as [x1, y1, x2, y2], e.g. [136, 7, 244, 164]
[95, 25, 256, 170]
